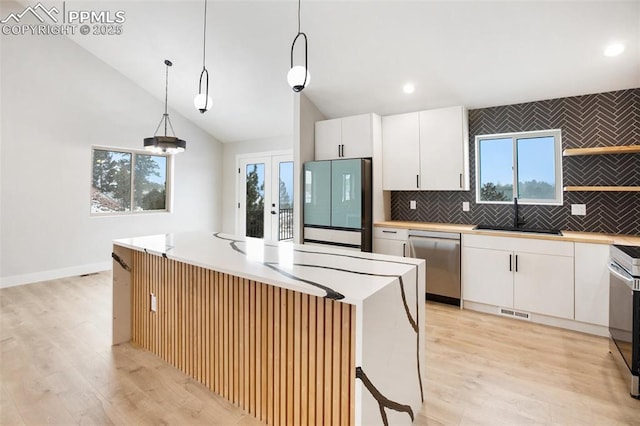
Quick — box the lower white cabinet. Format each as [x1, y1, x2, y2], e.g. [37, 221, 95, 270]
[513, 252, 574, 320]
[574, 242, 609, 326]
[373, 227, 408, 257]
[462, 247, 513, 307]
[462, 234, 574, 320]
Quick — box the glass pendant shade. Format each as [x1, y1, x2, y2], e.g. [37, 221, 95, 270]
[144, 135, 186, 155]
[194, 93, 213, 113]
[287, 65, 310, 92]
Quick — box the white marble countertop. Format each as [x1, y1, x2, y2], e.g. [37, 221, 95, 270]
[113, 232, 423, 305]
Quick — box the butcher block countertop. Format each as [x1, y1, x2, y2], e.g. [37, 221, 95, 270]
[375, 221, 640, 246]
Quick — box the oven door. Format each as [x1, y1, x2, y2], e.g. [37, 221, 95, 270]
[609, 260, 640, 376]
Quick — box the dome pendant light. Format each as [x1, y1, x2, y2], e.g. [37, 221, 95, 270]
[144, 60, 186, 155]
[287, 0, 309, 92]
[194, 0, 212, 113]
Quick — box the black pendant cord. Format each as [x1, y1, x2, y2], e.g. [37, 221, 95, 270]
[296, 0, 301, 34]
[202, 0, 207, 68]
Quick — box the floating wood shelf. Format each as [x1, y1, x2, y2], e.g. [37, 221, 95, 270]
[564, 186, 640, 192]
[563, 145, 640, 156]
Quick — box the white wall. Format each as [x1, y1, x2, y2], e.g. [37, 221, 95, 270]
[293, 93, 325, 243]
[221, 136, 292, 235]
[0, 4, 223, 287]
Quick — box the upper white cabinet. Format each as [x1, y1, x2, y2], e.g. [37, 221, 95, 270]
[574, 242, 609, 326]
[381, 112, 421, 190]
[419, 107, 470, 191]
[462, 234, 574, 320]
[382, 106, 469, 191]
[315, 114, 374, 160]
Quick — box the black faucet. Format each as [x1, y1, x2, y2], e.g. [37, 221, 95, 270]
[513, 197, 525, 228]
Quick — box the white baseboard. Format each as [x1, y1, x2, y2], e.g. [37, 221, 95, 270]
[0, 261, 112, 289]
[463, 300, 609, 338]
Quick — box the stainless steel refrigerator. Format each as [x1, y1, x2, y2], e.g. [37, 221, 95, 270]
[303, 158, 372, 252]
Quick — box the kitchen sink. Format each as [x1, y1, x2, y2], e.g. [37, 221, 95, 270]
[474, 224, 563, 236]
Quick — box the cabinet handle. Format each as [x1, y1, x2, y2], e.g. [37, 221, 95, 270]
[382, 230, 397, 234]
[416, 174, 420, 189]
[338, 145, 341, 157]
[459, 173, 463, 188]
[341, 144, 345, 157]
[402, 243, 406, 257]
[515, 255, 518, 272]
[509, 254, 512, 272]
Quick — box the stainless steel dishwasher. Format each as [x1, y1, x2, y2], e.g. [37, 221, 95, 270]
[408, 230, 461, 306]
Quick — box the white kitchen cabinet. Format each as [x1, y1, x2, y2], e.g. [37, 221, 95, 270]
[574, 242, 609, 326]
[381, 112, 421, 190]
[315, 114, 374, 160]
[462, 234, 574, 320]
[382, 106, 469, 191]
[419, 106, 469, 191]
[513, 252, 574, 319]
[373, 227, 408, 257]
[315, 118, 341, 160]
[463, 246, 514, 307]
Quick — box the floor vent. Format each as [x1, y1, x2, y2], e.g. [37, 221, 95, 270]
[499, 307, 531, 320]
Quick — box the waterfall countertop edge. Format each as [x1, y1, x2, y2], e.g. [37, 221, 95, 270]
[113, 231, 424, 305]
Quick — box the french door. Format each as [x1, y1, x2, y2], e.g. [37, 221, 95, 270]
[238, 153, 294, 241]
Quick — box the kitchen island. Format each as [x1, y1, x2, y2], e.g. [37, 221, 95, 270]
[112, 232, 425, 426]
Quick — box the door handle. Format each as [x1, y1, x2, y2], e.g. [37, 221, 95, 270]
[270, 210, 276, 215]
[509, 254, 512, 272]
[515, 254, 518, 272]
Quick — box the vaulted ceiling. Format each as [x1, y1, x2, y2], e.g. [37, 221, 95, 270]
[19, 1, 640, 143]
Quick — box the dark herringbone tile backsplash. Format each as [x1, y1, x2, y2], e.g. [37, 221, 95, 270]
[390, 88, 640, 235]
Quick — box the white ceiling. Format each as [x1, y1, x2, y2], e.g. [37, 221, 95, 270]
[35, 1, 640, 142]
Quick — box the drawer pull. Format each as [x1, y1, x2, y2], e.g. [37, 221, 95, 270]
[382, 230, 397, 234]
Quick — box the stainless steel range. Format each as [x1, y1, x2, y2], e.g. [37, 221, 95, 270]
[609, 244, 640, 399]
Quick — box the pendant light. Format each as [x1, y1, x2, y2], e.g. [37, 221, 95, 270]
[287, 0, 309, 92]
[194, 0, 212, 112]
[144, 59, 186, 155]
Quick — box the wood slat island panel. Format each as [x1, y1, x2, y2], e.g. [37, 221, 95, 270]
[129, 249, 356, 426]
[113, 232, 425, 426]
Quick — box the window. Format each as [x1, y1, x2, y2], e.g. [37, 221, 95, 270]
[475, 129, 562, 205]
[91, 147, 170, 214]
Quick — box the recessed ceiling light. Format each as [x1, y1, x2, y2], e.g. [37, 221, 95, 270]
[403, 83, 415, 94]
[604, 43, 625, 57]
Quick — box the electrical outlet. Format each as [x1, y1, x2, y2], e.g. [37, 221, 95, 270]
[462, 202, 470, 212]
[410, 200, 417, 210]
[571, 204, 586, 216]
[150, 293, 157, 312]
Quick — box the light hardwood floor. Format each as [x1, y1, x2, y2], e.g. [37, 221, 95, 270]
[1, 272, 637, 425]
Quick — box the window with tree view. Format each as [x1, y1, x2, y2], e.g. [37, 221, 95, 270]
[91, 148, 169, 214]
[476, 130, 562, 205]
